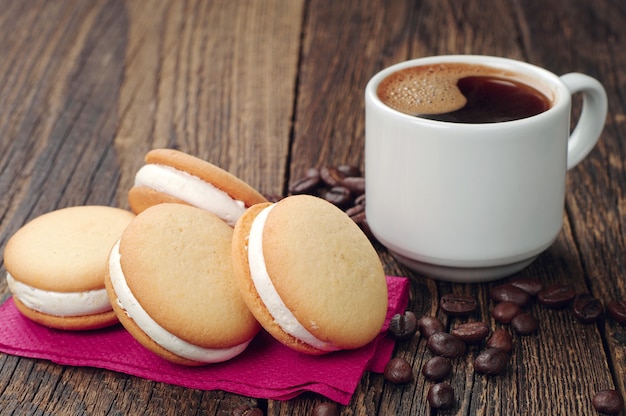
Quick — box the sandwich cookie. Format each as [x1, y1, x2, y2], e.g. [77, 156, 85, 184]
[232, 194, 388, 355]
[128, 148, 267, 226]
[106, 203, 260, 366]
[3, 205, 135, 330]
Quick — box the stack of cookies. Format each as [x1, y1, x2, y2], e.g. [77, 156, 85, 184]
[3, 149, 389, 366]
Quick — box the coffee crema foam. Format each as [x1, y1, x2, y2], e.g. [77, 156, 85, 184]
[377, 63, 515, 116]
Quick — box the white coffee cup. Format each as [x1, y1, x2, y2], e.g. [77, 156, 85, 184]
[364, 55, 607, 282]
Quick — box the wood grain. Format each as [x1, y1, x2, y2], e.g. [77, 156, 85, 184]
[0, 0, 625, 414]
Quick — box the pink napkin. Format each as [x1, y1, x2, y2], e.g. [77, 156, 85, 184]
[0, 276, 409, 405]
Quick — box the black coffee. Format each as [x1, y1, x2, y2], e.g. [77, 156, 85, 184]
[377, 63, 551, 123]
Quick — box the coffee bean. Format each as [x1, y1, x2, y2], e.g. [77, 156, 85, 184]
[289, 174, 321, 194]
[354, 193, 366, 206]
[473, 348, 509, 375]
[319, 166, 344, 187]
[607, 300, 626, 325]
[336, 164, 361, 178]
[592, 389, 624, 415]
[422, 356, 453, 381]
[232, 405, 263, 416]
[451, 321, 490, 344]
[491, 301, 522, 324]
[384, 357, 413, 384]
[341, 176, 365, 196]
[427, 383, 455, 410]
[486, 329, 513, 353]
[345, 202, 365, 217]
[418, 316, 446, 338]
[312, 402, 340, 416]
[440, 293, 478, 316]
[427, 332, 466, 358]
[388, 311, 418, 340]
[508, 277, 544, 296]
[537, 284, 576, 308]
[510, 312, 538, 335]
[323, 186, 352, 207]
[572, 293, 603, 323]
[490, 284, 531, 306]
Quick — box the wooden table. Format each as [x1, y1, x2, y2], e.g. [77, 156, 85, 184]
[1, 0, 625, 414]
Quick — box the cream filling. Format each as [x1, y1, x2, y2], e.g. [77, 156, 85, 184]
[134, 164, 246, 226]
[6, 273, 112, 317]
[108, 241, 250, 363]
[247, 204, 340, 352]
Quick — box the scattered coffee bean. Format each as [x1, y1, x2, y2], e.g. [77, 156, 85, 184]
[451, 321, 490, 344]
[289, 169, 321, 194]
[510, 312, 538, 335]
[422, 356, 453, 381]
[440, 293, 478, 316]
[336, 164, 361, 178]
[491, 301, 522, 324]
[427, 382, 455, 410]
[537, 284, 576, 308]
[232, 405, 263, 416]
[473, 348, 509, 375]
[427, 332, 466, 358]
[319, 166, 344, 187]
[489, 284, 531, 306]
[384, 357, 413, 384]
[388, 311, 418, 340]
[312, 402, 340, 416]
[486, 329, 513, 353]
[354, 193, 366, 206]
[508, 277, 544, 296]
[607, 300, 626, 325]
[345, 203, 365, 217]
[341, 176, 365, 195]
[592, 389, 624, 415]
[323, 186, 352, 207]
[572, 293, 603, 323]
[418, 316, 446, 338]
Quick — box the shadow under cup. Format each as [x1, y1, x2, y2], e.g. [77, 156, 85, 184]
[364, 55, 607, 282]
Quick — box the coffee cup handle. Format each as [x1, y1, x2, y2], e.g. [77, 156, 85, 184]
[560, 73, 608, 170]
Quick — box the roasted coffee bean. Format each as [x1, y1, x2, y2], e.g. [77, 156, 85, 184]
[509, 277, 544, 296]
[388, 311, 418, 340]
[440, 293, 478, 316]
[418, 316, 446, 338]
[451, 321, 490, 344]
[427, 382, 455, 410]
[232, 405, 263, 416]
[345, 203, 365, 217]
[336, 164, 361, 177]
[312, 402, 340, 416]
[592, 389, 624, 415]
[341, 176, 365, 195]
[323, 186, 352, 207]
[607, 300, 626, 325]
[319, 166, 344, 187]
[289, 175, 321, 194]
[422, 356, 453, 381]
[491, 301, 522, 324]
[427, 332, 466, 358]
[486, 329, 513, 353]
[354, 193, 366, 206]
[473, 348, 509, 375]
[510, 312, 538, 335]
[489, 284, 531, 307]
[572, 293, 603, 323]
[384, 357, 413, 384]
[538, 284, 576, 308]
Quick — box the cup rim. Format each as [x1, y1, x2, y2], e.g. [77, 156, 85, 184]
[365, 55, 570, 127]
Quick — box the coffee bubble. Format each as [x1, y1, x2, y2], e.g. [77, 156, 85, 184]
[376, 63, 517, 117]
